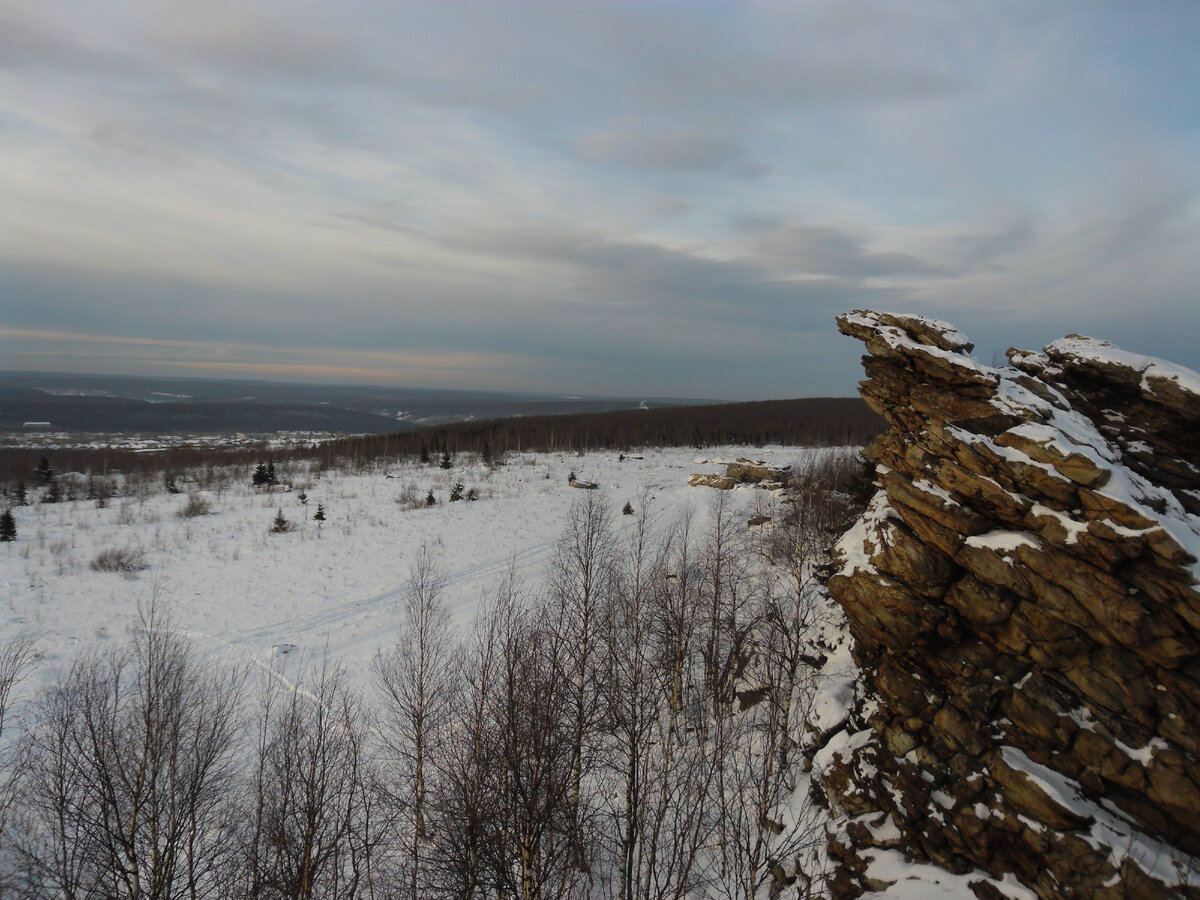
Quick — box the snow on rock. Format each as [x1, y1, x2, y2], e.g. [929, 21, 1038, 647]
[825, 310, 1200, 898]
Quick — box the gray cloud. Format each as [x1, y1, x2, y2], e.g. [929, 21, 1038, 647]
[1, 1, 1198, 399]
[742, 219, 948, 278]
[578, 121, 749, 174]
[138, 4, 355, 75]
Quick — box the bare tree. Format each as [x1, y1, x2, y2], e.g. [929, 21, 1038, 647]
[601, 498, 719, 900]
[478, 590, 582, 900]
[242, 657, 376, 900]
[14, 602, 244, 899]
[375, 543, 457, 899]
[427, 581, 509, 900]
[706, 452, 858, 899]
[0, 634, 36, 897]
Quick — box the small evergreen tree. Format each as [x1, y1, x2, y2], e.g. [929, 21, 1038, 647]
[420, 443, 431, 465]
[440, 450, 452, 470]
[313, 503, 326, 522]
[425, 489, 436, 507]
[481, 442, 493, 467]
[34, 457, 54, 487]
[298, 491, 308, 505]
[623, 500, 634, 515]
[449, 482, 464, 502]
[266, 461, 278, 485]
[14, 481, 28, 506]
[568, 470, 576, 484]
[271, 509, 292, 533]
[252, 463, 270, 487]
[466, 487, 479, 501]
[0, 509, 15, 542]
[44, 479, 62, 504]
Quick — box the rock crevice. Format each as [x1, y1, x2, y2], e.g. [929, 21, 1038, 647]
[821, 310, 1200, 898]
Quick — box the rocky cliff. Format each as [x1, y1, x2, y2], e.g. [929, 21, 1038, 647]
[818, 310, 1200, 898]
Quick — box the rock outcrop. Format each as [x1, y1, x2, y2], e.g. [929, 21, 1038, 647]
[690, 457, 791, 491]
[819, 311, 1200, 898]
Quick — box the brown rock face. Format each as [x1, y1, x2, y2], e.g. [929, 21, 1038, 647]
[821, 311, 1200, 898]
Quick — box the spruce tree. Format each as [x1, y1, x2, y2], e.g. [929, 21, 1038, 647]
[271, 509, 291, 533]
[313, 503, 326, 522]
[34, 457, 53, 486]
[44, 479, 62, 504]
[425, 489, 436, 507]
[450, 481, 464, 502]
[252, 463, 269, 487]
[266, 461, 278, 485]
[14, 482, 28, 506]
[0, 509, 15, 542]
[420, 443, 431, 465]
[440, 450, 452, 470]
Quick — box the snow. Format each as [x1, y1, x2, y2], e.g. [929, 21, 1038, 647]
[0, 445, 832, 701]
[841, 311, 975, 354]
[832, 488, 895, 577]
[1028, 502, 1089, 545]
[1114, 736, 1168, 766]
[811, 726, 874, 777]
[1046, 336, 1200, 400]
[963, 371, 1200, 583]
[999, 747, 1200, 885]
[964, 530, 1041, 555]
[909, 477, 958, 505]
[860, 849, 1038, 899]
[840, 313, 998, 382]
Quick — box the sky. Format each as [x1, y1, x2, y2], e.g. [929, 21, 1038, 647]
[2, 1, 1199, 401]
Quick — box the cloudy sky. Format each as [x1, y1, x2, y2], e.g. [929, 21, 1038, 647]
[2, 1, 1198, 400]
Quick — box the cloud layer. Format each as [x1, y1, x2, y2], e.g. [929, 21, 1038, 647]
[2, 1, 1198, 398]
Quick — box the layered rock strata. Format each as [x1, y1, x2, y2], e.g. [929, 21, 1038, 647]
[820, 311, 1200, 898]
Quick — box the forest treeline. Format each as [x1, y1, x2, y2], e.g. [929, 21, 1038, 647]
[0, 397, 881, 487]
[0, 454, 866, 900]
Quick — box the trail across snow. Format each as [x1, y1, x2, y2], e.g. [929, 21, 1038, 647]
[2, 445, 843, 698]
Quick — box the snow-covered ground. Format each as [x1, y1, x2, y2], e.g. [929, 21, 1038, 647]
[0, 442, 1040, 897]
[2, 445, 820, 699]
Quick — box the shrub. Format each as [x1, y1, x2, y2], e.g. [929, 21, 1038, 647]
[178, 494, 213, 518]
[91, 547, 149, 576]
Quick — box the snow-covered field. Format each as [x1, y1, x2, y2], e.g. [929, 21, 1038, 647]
[2, 445, 820, 699]
[0, 442, 1047, 898]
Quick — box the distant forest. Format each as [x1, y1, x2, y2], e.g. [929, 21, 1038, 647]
[0, 397, 882, 486]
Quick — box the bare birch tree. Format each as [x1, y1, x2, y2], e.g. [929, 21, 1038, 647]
[547, 492, 616, 877]
[14, 602, 244, 900]
[375, 542, 457, 899]
[243, 657, 375, 900]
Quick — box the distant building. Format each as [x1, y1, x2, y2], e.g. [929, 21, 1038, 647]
[22, 422, 52, 431]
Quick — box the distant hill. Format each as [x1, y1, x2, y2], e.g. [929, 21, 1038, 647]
[0, 371, 704, 435]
